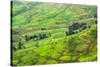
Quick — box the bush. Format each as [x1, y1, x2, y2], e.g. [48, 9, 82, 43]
[59, 56, 71, 62]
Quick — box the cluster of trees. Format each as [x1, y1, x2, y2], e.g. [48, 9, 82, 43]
[12, 32, 51, 51]
[12, 38, 25, 51]
[66, 22, 88, 35]
[24, 32, 51, 41]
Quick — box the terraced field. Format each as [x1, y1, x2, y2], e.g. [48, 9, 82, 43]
[11, 1, 97, 66]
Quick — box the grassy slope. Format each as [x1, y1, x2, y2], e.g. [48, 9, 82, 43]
[11, 1, 97, 66]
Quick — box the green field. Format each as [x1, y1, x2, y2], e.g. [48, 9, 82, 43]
[11, 1, 97, 66]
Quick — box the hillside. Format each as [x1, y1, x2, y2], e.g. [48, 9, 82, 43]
[11, 1, 97, 66]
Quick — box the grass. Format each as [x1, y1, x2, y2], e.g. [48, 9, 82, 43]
[11, 1, 97, 66]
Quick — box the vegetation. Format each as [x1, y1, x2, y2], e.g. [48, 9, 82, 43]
[11, 1, 97, 66]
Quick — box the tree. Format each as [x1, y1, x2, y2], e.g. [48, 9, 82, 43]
[18, 39, 25, 49]
[25, 35, 29, 41]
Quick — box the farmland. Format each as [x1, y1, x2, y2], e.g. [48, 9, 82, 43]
[11, 1, 97, 66]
